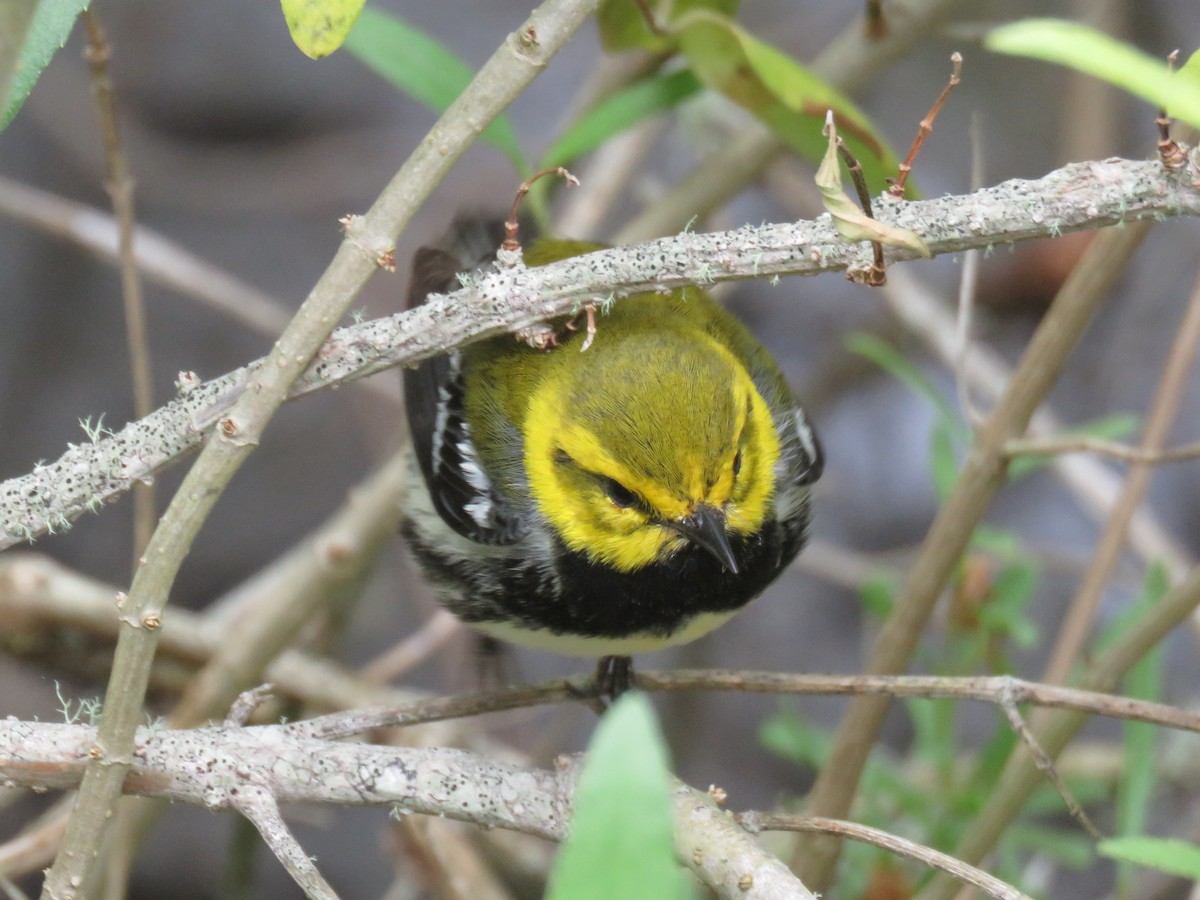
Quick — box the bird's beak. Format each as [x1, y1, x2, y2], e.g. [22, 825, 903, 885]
[671, 505, 739, 574]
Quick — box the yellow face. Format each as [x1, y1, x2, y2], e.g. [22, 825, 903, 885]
[523, 335, 781, 572]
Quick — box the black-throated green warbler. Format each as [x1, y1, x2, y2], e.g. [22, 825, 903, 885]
[401, 219, 822, 675]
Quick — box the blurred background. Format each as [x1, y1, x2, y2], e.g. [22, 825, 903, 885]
[2, 1, 1200, 896]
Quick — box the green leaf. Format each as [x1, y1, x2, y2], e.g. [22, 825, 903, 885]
[597, 0, 739, 53]
[281, 0, 365, 59]
[343, 6, 527, 173]
[541, 69, 702, 169]
[2, 0, 91, 132]
[547, 692, 690, 900]
[1100, 836, 1200, 880]
[985, 19, 1200, 129]
[677, 12, 903, 194]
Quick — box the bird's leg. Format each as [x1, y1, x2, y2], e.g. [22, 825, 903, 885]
[593, 654, 635, 698]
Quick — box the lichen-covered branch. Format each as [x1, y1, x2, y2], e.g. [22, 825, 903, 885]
[3, 155, 1199, 551]
[0, 718, 811, 900]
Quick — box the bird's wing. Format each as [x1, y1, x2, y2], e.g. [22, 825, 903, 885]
[404, 244, 528, 546]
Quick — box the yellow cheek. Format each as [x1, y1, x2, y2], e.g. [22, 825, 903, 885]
[723, 388, 780, 535]
[524, 385, 675, 572]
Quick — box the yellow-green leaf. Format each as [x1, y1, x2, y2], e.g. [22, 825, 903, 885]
[281, 0, 366, 60]
[541, 70, 702, 169]
[2, 0, 91, 132]
[985, 19, 1200, 129]
[678, 12, 903, 194]
[815, 125, 929, 256]
[1099, 836, 1200, 880]
[597, 0, 738, 53]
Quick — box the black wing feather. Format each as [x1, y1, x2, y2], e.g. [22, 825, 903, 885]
[404, 241, 527, 546]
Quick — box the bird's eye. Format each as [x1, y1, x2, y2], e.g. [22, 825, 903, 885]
[732, 448, 743, 478]
[599, 476, 638, 509]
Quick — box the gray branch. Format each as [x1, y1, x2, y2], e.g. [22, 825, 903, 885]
[3, 155, 1199, 549]
[0, 717, 812, 900]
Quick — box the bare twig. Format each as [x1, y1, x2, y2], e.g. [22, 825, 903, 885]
[1042, 267, 1200, 688]
[502, 166, 579, 251]
[234, 785, 338, 900]
[829, 123, 886, 284]
[1005, 435, 1200, 465]
[169, 451, 408, 727]
[0, 176, 298, 337]
[40, 1, 600, 893]
[955, 111, 986, 425]
[740, 813, 1031, 900]
[888, 52, 962, 198]
[291, 671, 1200, 740]
[629, 0, 668, 38]
[359, 610, 462, 684]
[387, 817, 515, 900]
[82, 10, 156, 564]
[995, 684, 1103, 839]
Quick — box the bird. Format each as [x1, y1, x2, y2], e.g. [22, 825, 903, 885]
[400, 217, 822, 693]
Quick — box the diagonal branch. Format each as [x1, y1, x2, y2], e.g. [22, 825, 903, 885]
[39, 0, 601, 894]
[3, 156, 1199, 552]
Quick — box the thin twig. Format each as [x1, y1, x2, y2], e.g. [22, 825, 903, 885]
[740, 813, 1031, 900]
[291, 671, 1200, 741]
[359, 610, 462, 684]
[233, 785, 339, 900]
[995, 683, 1103, 839]
[1005, 435, 1200, 465]
[832, 132, 886, 284]
[502, 166, 579, 251]
[1042, 267, 1200, 688]
[82, 10, 156, 565]
[0, 176, 292, 336]
[889, 52, 962, 198]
